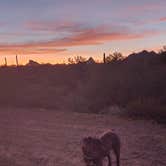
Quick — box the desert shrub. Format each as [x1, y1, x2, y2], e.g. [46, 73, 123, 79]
[0, 156, 19, 166]
[159, 51, 166, 63]
[0, 49, 166, 119]
[105, 52, 124, 63]
[126, 97, 166, 123]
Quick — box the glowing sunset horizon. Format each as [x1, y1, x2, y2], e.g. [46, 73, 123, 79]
[0, 0, 165, 65]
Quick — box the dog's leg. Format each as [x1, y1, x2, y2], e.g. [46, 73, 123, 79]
[107, 155, 112, 166]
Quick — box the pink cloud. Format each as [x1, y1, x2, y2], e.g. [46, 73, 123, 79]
[128, 3, 164, 12]
[120, 3, 165, 18]
[0, 25, 161, 55]
[25, 20, 85, 33]
[159, 17, 166, 22]
[45, 30, 157, 47]
[148, 16, 166, 25]
[137, 16, 166, 26]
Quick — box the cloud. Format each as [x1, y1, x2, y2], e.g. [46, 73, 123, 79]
[132, 16, 166, 26]
[128, 3, 164, 12]
[148, 16, 166, 25]
[159, 17, 166, 22]
[24, 22, 160, 45]
[42, 29, 158, 47]
[25, 20, 85, 33]
[0, 24, 161, 55]
[120, 3, 165, 18]
[0, 46, 67, 55]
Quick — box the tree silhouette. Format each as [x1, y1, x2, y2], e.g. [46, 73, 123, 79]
[68, 56, 87, 64]
[68, 57, 75, 64]
[105, 52, 123, 63]
[159, 46, 166, 63]
[74, 56, 87, 63]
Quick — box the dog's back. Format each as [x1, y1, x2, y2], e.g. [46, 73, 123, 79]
[100, 131, 120, 166]
[82, 131, 121, 166]
[100, 131, 120, 152]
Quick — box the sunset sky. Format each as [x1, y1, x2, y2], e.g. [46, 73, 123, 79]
[0, 0, 166, 65]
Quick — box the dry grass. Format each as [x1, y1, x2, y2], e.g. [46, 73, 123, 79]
[126, 98, 166, 123]
[0, 108, 166, 166]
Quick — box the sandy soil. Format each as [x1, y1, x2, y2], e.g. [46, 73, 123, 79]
[0, 109, 165, 166]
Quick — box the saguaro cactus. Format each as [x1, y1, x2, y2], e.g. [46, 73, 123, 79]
[16, 55, 19, 67]
[103, 53, 106, 64]
[5, 57, 7, 66]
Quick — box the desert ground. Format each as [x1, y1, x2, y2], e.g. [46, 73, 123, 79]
[0, 109, 165, 166]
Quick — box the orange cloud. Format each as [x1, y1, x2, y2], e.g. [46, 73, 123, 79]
[0, 26, 161, 55]
[49, 29, 159, 47]
[0, 47, 66, 55]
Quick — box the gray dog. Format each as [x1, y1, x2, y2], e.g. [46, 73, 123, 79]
[82, 131, 120, 166]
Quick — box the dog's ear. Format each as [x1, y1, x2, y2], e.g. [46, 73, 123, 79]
[82, 137, 89, 154]
[82, 137, 93, 150]
[82, 137, 88, 147]
[83, 136, 92, 143]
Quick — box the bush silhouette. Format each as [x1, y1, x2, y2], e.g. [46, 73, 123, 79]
[0, 48, 166, 123]
[105, 52, 124, 63]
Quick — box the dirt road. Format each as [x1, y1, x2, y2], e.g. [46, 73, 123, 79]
[0, 109, 165, 166]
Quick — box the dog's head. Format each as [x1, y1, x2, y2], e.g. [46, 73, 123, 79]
[82, 137, 103, 166]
